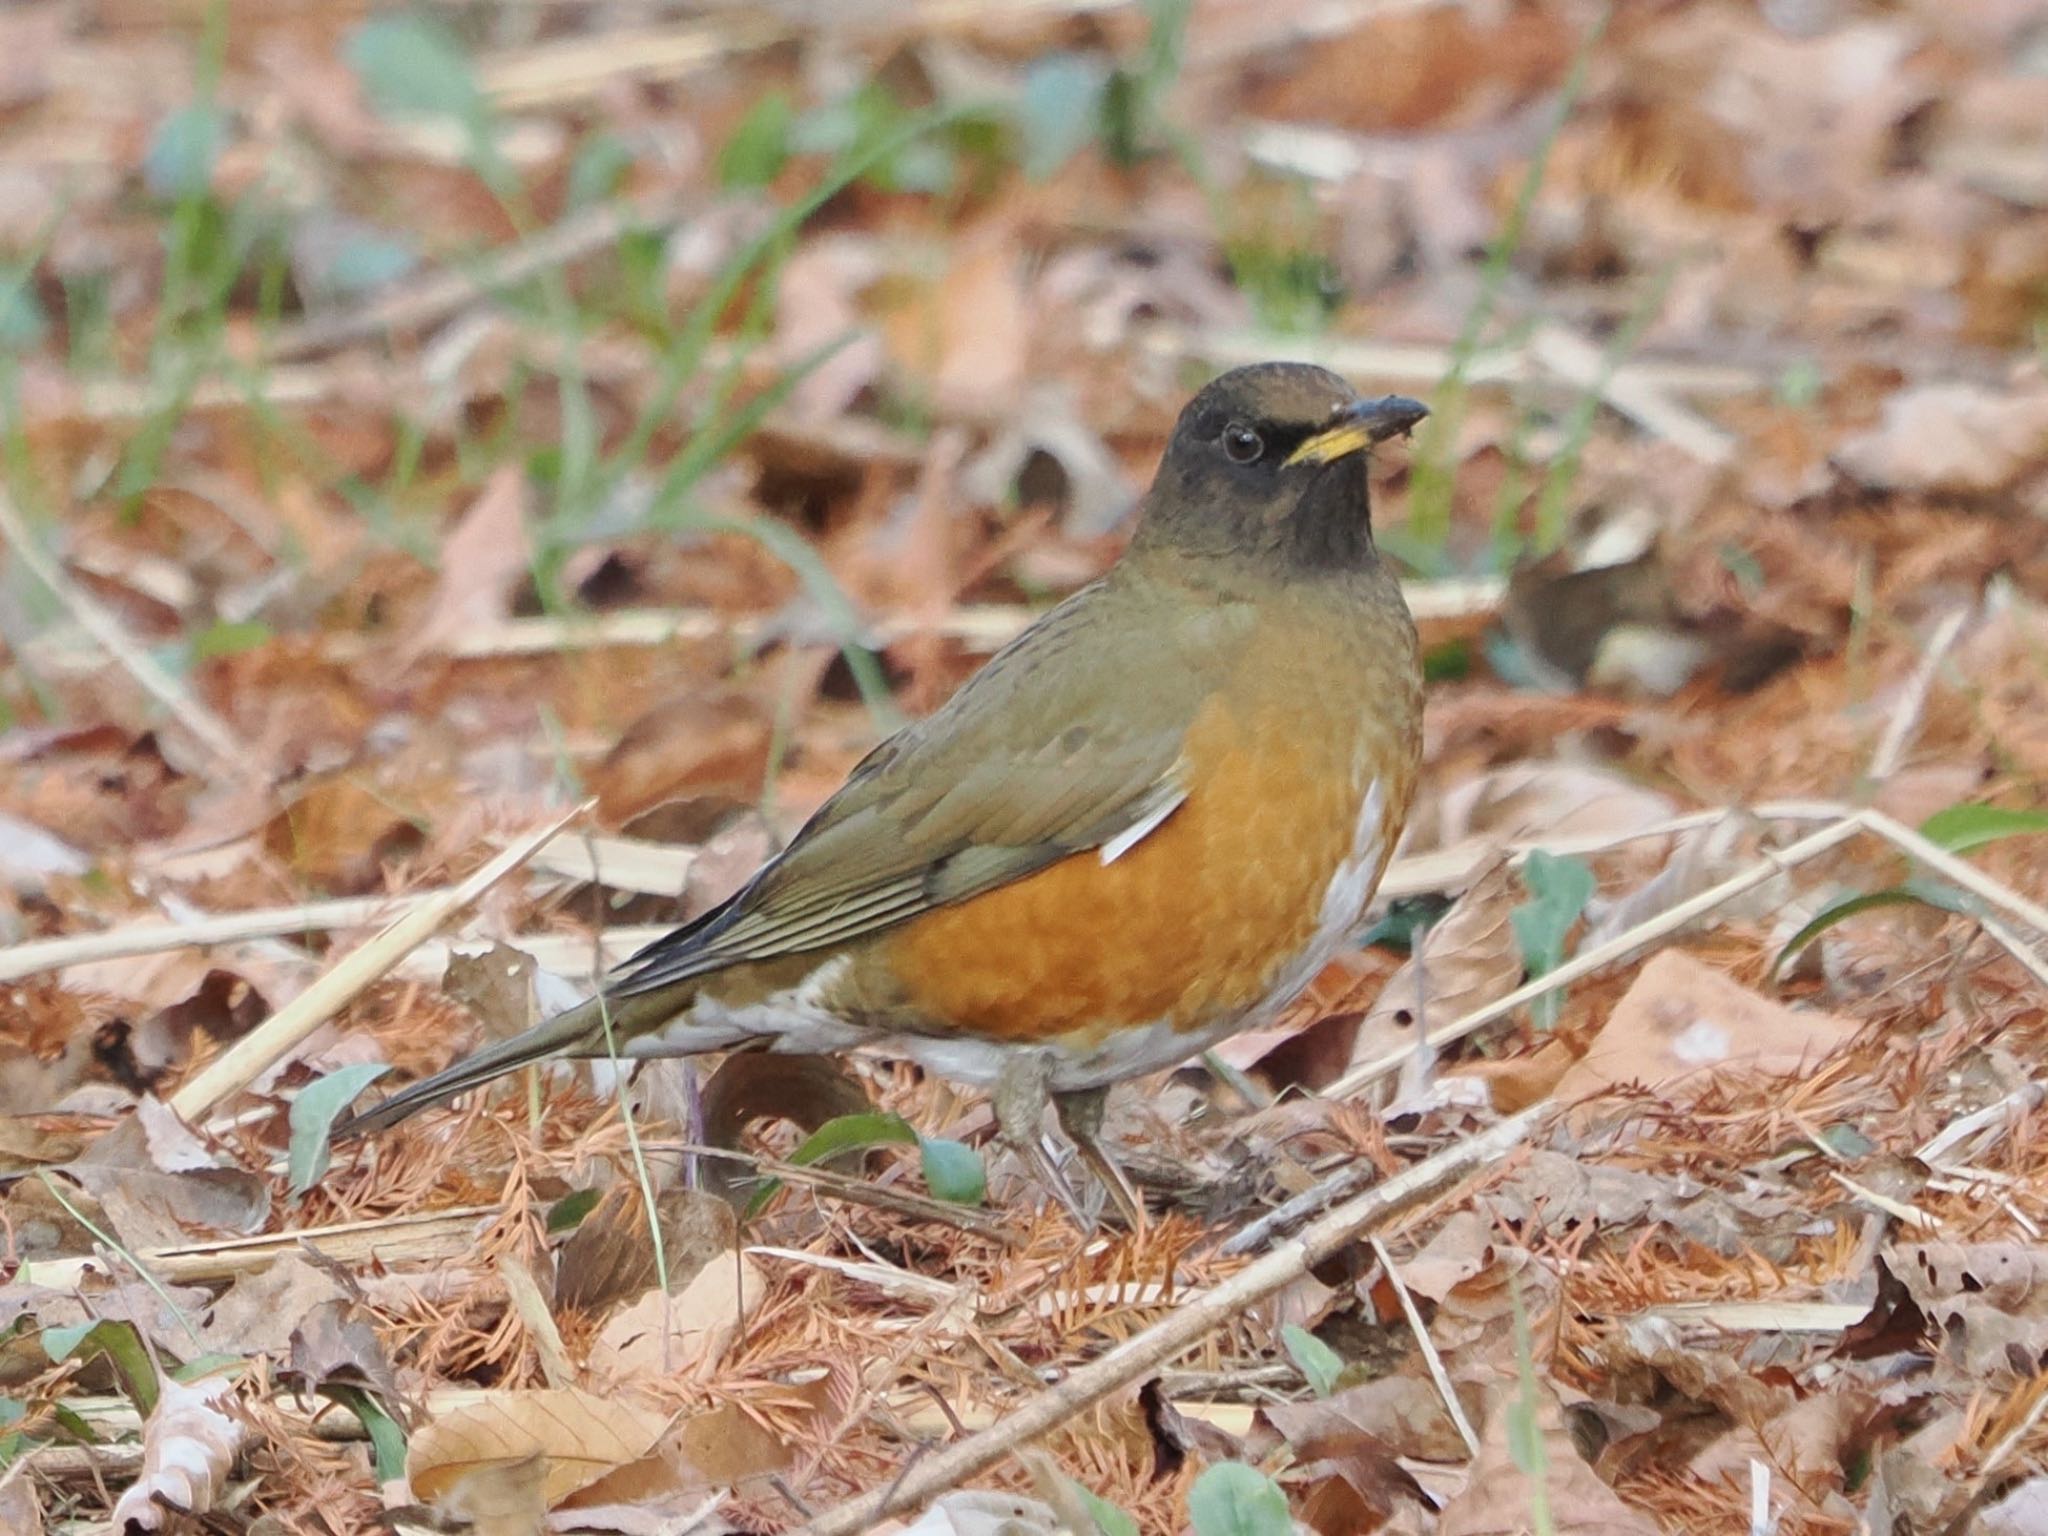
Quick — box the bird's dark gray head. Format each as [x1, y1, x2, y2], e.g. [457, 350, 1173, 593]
[1133, 362, 1427, 574]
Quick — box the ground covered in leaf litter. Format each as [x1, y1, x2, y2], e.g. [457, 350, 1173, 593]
[2, 0, 2048, 1532]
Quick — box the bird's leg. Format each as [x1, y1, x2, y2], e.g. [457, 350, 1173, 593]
[1054, 1085, 1146, 1233]
[992, 1052, 1092, 1227]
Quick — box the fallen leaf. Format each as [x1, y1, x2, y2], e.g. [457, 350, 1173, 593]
[588, 1251, 765, 1388]
[554, 1185, 735, 1315]
[1551, 950, 1859, 1115]
[407, 1388, 666, 1511]
[1887, 1242, 2048, 1377]
[1353, 858, 1524, 1083]
[109, 1374, 246, 1533]
[1413, 765, 1679, 854]
[282, 1296, 403, 1412]
[403, 465, 534, 657]
[1834, 382, 2048, 494]
[1258, 1374, 1470, 1464]
[260, 775, 425, 894]
[1688, 1388, 1871, 1496]
[434, 1449, 547, 1536]
[195, 1253, 347, 1358]
[0, 1462, 41, 1536]
[1435, 1384, 1658, 1536]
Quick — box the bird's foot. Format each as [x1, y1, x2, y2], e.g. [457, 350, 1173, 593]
[992, 1052, 1093, 1227]
[1054, 1085, 1147, 1235]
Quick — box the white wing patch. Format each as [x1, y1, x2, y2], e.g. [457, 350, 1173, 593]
[1099, 787, 1187, 865]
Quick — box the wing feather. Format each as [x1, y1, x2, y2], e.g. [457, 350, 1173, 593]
[605, 577, 1254, 999]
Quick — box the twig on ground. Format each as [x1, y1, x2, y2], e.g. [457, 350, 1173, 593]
[1866, 605, 1971, 783]
[0, 894, 429, 984]
[0, 488, 259, 785]
[788, 1106, 1547, 1536]
[167, 805, 588, 1123]
[1528, 321, 1737, 465]
[1916, 1081, 2044, 1165]
[18, 1205, 498, 1289]
[1370, 1235, 1482, 1457]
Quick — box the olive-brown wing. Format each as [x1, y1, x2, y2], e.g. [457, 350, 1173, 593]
[608, 580, 1257, 995]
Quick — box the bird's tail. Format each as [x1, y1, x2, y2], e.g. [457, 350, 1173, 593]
[330, 989, 688, 1139]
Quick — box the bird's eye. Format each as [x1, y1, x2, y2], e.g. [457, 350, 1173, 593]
[1222, 421, 1264, 464]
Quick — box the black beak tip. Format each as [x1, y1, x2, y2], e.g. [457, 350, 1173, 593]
[1361, 395, 1430, 443]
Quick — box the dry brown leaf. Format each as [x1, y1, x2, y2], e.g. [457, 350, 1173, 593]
[1258, 1375, 1470, 1464]
[194, 1253, 347, 1358]
[1411, 764, 1679, 855]
[403, 466, 534, 657]
[433, 1449, 547, 1536]
[1688, 1388, 1871, 1497]
[1356, 857, 1523, 1071]
[407, 1387, 666, 1511]
[554, 1185, 734, 1316]
[1435, 1384, 1658, 1536]
[1551, 950, 1859, 1114]
[260, 775, 425, 894]
[587, 1251, 765, 1389]
[1834, 382, 2048, 494]
[282, 1296, 402, 1411]
[1887, 1242, 2048, 1377]
[109, 1374, 246, 1532]
[0, 1461, 42, 1536]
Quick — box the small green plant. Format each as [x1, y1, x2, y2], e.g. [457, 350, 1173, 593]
[1402, 2, 1613, 566]
[1280, 1323, 1344, 1398]
[1771, 799, 2048, 982]
[1511, 850, 1596, 1029]
[1189, 1462, 1293, 1536]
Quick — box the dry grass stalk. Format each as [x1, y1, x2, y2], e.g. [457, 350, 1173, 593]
[167, 804, 589, 1123]
[16, 1206, 499, 1289]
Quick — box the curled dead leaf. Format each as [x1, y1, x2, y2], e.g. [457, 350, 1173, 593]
[109, 1374, 246, 1533]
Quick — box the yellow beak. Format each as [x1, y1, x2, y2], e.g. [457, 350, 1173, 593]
[1283, 395, 1430, 468]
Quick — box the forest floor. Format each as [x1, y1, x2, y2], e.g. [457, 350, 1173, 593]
[2, 1, 2047, 1532]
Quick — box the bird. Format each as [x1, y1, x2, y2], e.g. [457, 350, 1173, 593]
[335, 363, 1428, 1223]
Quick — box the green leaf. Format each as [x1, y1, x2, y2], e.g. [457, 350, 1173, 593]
[1280, 1324, 1343, 1398]
[787, 1111, 919, 1167]
[1770, 880, 1974, 983]
[719, 92, 795, 190]
[1358, 893, 1453, 954]
[45, 1319, 159, 1416]
[288, 1063, 391, 1196]
[145, 105, 224, 201]
[1188, 1463, 1293, 1536]
[743, 1111, 920, 1220]
[331, 1384, 408, 1480]
[188, 618, 272, 662]
[568, 132, 636, 208]
[547, 1187, 603, 1234]
[0, 266, 48, 350]
[323, 232, 418, 295]
[917, 1136, 987, 1206]
[1016, 55, 1109, 180]
[1064, 1476, 1140, 1536]
[345, 15, 482, 122]
[1511, 850, 1596, 1029]
[1919, 803, 2048, 856]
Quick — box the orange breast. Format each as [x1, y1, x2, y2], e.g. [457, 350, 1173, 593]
[878, 691, 1412, 1046]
